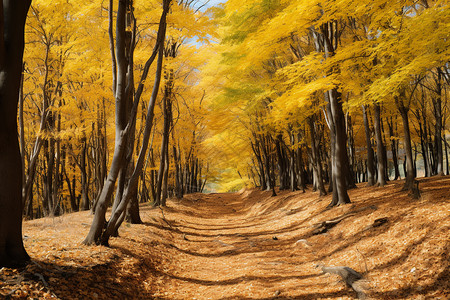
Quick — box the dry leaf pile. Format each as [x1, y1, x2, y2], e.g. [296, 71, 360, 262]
[1, 176, 449, 299]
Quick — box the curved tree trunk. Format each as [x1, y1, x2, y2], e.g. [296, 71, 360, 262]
[0, 0, 32, 267]
[84, 0, 169, 245]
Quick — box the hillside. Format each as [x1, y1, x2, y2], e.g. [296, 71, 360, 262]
[1, 176, 449, 299]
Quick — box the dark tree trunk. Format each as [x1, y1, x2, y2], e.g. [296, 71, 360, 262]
[373, 103, 387, 186]
[326, 89, 351, 206]
[251, 139, 267, 190]
[396, 95, 416, 192]
[125, 182, 142, 224]
[387, 116, 401, 180]
[310, 22, 351, 206]
[173, 144, 183, 198]
[155, 95, 171, 206]
[362, 105, 375, 185]
[346, 113, 357, 187]
[296, 133, 307, 191]
[432, 69, 444, 175]
[84, 0, 169, 245]
[0, 0, 32, 267]
[445, 134, 449, 176]
[308, 116, 326, 196]
[261, 135, 275, 191]
[289, 133, 298, 191]
[275, 134, 288, 190]
[80, 137, 90, 210]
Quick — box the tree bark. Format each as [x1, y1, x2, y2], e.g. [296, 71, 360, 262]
[373, 103, 387, 186]
[396, 94, 416, 192]
[432, 69, 444, 175]
[0, 0, 32, 267]
[308, 116, 326, 196]
[327, 89, 351, 206]
[84, 0, 169, 245]
[154, 95, 170, 206]
[387, 116, 401, 180]
[362, 105, 375, 186]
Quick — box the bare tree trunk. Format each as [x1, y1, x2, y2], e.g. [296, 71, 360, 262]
[89, 1, 171, 245]
[373, 103, 387, 186]
[327, 89, 351, 206]
[308, 116, 326, 196]
[0, 0, 32, 267]
[387, 116, 401, 180]
[173, 143, 182, 198]
[289, 132, 298, 191]
[432, 69, 444, 175]
[84, 0, 159, 245]
[396, 94, 416, 192]
[311, 22, 351, 206]
[155, 95, 170, 206]
[362, 105, 376, 185]
[80, 137, 90, 210]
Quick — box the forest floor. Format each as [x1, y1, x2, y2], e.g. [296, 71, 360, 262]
[1, 176, 449, 299]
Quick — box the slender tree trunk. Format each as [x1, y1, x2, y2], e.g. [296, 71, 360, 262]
[432, 69, 444, 175]
[445, 134, 449, 175]
[84, 0, 169, 245]
[289, 133, 297, 191]
[373, 103, 387, 186]
[362, 105, 376, 185]
[80, 137, 90, 210]
[396, 96, 415, 192]
[387, 116, 401, 180]
[296, 133, 307, 191]
[155, 95, 170, 206]
[173, 144, 182, 198]
[308, 116, 326, 196]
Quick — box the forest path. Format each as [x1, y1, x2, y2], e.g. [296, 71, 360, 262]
[2, 177, 449, 299]
[149, 189, 324, 299]
[143, 178, 449, 299]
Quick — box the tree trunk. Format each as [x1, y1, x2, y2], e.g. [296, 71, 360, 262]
[125, 182, 142, 224]
[0, 0, 32, 267]
[84, 0, 169, 245]
[396, 95, 415, 192]
[362, 105, 375, 186]
[432, 69, 444, 175]
[373, 103, 387, 186]
[289, 133, 297, 191]
[387, 116, 401, 180]
[155, 95, 170, 206]
[80, 137, 90, 210]
[327, 89, 351, 206]
[308, 116, 326, 196]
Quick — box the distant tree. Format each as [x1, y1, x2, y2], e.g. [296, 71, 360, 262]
[0, 0, 32, 268]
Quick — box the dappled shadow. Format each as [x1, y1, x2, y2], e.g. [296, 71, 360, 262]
[12, 256, 157, 300]
[10, 176, 449, 299]
[151, 272, 320, 286]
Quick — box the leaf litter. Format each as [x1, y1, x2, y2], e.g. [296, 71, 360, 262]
[1, 176, 449, 299]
